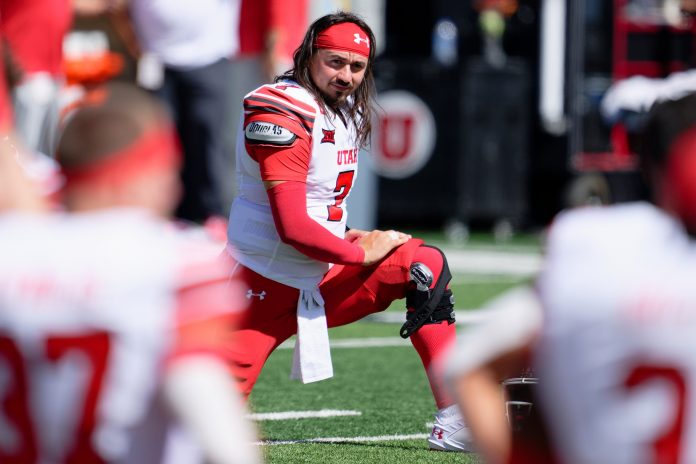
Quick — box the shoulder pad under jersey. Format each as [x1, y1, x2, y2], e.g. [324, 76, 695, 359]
[243, 83, 317, 137]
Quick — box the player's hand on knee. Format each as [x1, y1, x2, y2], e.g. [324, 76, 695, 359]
[345, 228, 369, 242]
[357, 229, 411, 265]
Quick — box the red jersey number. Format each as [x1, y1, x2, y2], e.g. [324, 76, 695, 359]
[0, 336, 37, 463]
[0, 333, 111, 463]
[327, 170, 355, 222]
[625, 365, 686, 464]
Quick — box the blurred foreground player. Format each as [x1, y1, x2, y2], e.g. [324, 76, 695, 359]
[226, 11, 469, 452]
[0, 82, 260, 463]
[445, 93, 696, 463]
[0, 136, 48, 213]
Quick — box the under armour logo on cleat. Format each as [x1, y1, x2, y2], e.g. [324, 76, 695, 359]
[353, 33, 370, 48]
[432, 427, 444, 440]
[246, 290, 267, 300]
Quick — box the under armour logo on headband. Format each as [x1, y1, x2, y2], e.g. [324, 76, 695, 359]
[354, 33, 370, 48]
[315, 22, 371, 57]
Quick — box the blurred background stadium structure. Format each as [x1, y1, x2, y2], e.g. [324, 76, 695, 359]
[372, 0, 696, 238]
[7, 0, 696, 237]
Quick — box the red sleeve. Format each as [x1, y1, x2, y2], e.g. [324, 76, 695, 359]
[174, 240, 246, 325]
[167, 240, 247, 363]
[267, 181, 365, 265]
[248, 137, 310, 182]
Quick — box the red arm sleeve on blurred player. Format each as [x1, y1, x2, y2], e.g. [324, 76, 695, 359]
[166, 243, 245, 363]
[267, 181, 365, 265]
[163, 245, 261, 463]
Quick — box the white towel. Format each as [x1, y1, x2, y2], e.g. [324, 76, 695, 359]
[290, 288, 333, 383]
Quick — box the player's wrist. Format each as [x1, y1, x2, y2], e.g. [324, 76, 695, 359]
[356, 243, 367, 265]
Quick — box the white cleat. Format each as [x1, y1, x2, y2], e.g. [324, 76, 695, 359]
[427, 404, 475, 452]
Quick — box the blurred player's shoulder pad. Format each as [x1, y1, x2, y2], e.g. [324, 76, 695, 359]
[546, 202, 678, 258]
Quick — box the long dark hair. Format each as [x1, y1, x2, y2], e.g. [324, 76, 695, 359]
[276, 12, 377, 149]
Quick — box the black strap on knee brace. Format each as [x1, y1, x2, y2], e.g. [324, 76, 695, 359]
[399, 245, 453, 339]
[429, 289, 455, 323]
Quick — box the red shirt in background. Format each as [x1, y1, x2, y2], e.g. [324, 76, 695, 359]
[238, 0, 307, 60]
[0, 0, 72, 76]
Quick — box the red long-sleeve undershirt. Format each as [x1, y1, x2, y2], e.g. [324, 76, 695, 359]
[266, 181, 364, 265]
[248, 140, 365, 265]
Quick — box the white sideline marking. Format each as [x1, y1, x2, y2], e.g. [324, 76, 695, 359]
[277, 311, 495, 351]
[365, 310, 491, 325]
[248, 409, 361, 421]
[277, 336, 411, 350]
[446, 249, 541, 276]
[327, 337, 411, 348]
[257, 433, 429, 446]
[451, 274, 530, 284]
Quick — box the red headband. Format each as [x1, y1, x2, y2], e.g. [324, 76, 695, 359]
[315, 22, 370, 57]
[61, 125, 181, 188]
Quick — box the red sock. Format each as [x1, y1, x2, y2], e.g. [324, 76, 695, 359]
[408, 246, 456, 409]
[411, 322, 456, 408]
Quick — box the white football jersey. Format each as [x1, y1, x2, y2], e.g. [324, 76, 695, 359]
[228, 80, 360, 288]
[0, 209, 237, 464]
[536, 202, 696, 464]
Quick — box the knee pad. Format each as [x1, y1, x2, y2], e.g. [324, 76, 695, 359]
[399, 245, 455, 338]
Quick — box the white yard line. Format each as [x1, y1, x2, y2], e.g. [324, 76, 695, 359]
[364, 311, 491, 325]
[450, 274, 531, 284]
[277, 311, 494, 351]
[276, 336, 409, 350]
[248, 409, 361, 421]
[445, 248, 541, 276]
[256, 433, 429, 446]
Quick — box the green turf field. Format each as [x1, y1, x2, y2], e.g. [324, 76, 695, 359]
[249, 233, 540, 463]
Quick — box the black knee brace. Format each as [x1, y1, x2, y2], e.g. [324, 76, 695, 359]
[399, 246, 456, 338]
